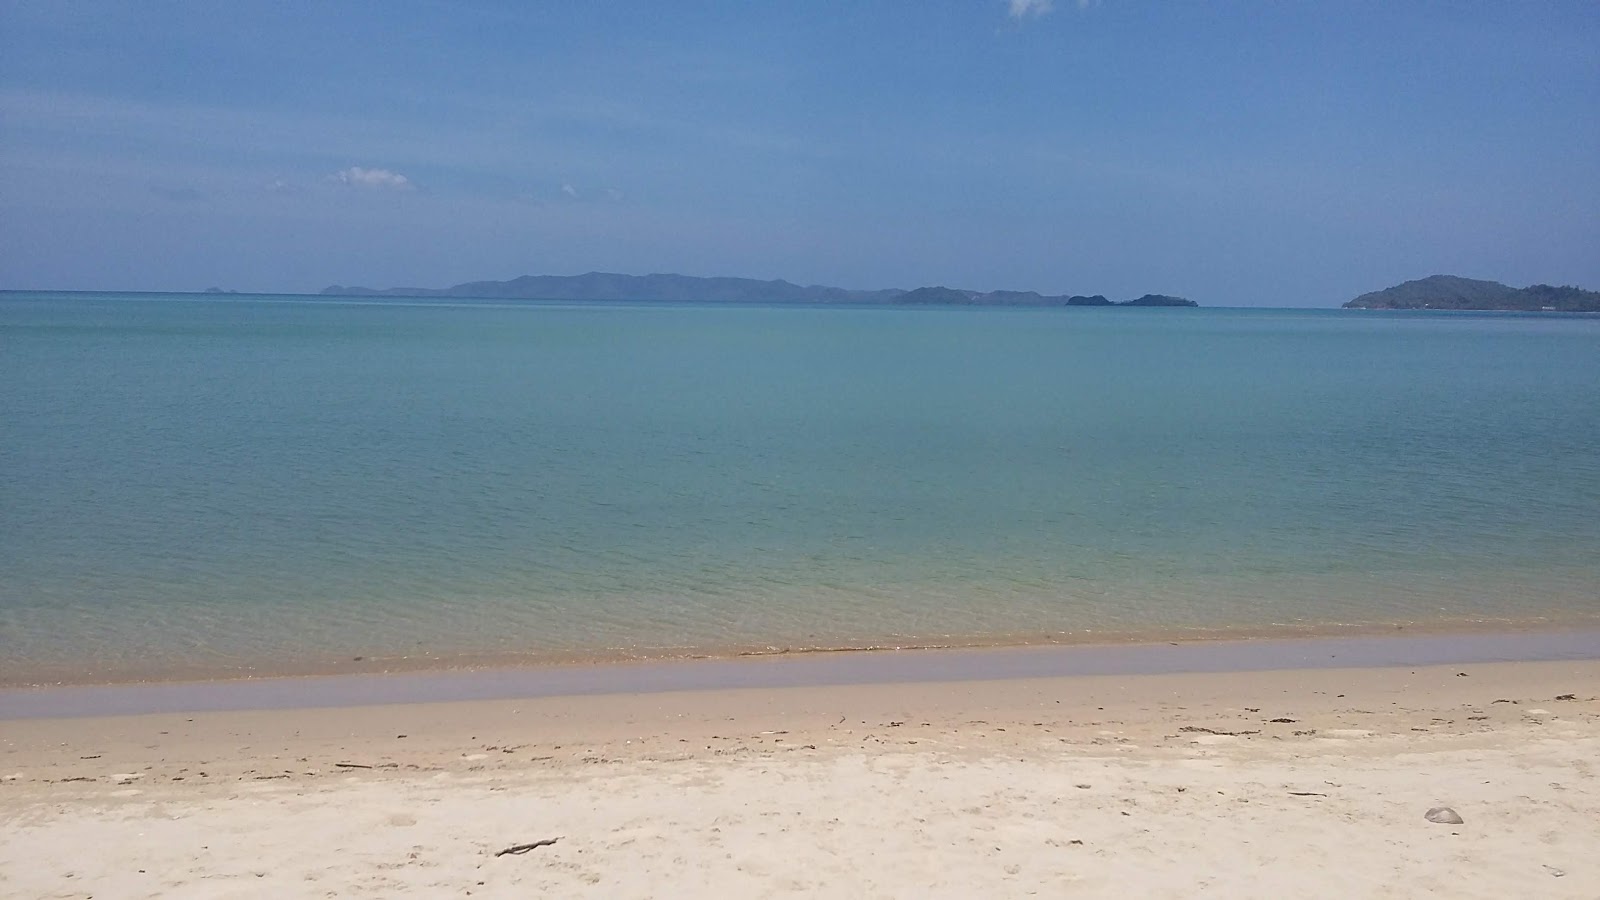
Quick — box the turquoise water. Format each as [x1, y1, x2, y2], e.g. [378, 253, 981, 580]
[2, 293, 1598, 683]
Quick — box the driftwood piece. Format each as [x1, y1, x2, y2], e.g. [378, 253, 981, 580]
[333, 762, 373, 769]
[496, 838, 561, 857]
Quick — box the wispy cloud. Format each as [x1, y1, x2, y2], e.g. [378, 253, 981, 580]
[332, 166, 414, 190]
[1008, 0, 1054, 19]
[561, 183, 580, 199]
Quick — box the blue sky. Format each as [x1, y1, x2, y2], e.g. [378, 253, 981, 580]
[2, 1, 1596, 305]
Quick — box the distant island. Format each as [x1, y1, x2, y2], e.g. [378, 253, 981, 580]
[322, 273, 1197, 308]
[1343, 275, 1600, 312]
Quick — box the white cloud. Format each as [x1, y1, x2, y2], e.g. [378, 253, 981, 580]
[332, 166, 414, 190]
[1008, 0, 1053, 18]
[561, 183, 579, 198]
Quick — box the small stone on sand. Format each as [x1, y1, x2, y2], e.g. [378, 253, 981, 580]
[1424, 806, 1464, 825]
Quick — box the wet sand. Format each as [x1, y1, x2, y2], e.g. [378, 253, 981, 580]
[3, 627, 1597, 719]
[2, 652, 1597, 898]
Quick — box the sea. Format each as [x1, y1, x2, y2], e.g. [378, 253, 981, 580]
[2, 292, 1597, 685]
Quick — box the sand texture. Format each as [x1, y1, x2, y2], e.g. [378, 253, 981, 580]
[2, 660, 1597, 898]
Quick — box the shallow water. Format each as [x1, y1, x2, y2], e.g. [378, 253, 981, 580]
[2, 294, 1597, 683]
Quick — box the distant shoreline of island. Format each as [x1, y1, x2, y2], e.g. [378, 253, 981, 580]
[319, 272, 1198, 308]
[1342, 275, 1600, 312]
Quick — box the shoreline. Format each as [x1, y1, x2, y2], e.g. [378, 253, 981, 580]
[3, 659, 1595, 897]
[6, 613, 1596, 692]
[5, 624, 1596, 720]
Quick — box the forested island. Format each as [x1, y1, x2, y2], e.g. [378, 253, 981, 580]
[322, 273, 1196, 307]
[1344, 275, 1600, 312]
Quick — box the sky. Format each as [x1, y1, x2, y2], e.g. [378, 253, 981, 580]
[1, 1, 1597, 306]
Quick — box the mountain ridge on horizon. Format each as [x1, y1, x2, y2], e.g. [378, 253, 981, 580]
[320, 272, 1197, 307]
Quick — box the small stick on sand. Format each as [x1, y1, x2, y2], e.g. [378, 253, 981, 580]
[333, 762, 373, 769]
[495, 838, 561, 857]
[1178, 726, 1261, 737]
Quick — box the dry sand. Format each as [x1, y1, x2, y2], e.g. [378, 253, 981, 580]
[2, 659, 1597, 898]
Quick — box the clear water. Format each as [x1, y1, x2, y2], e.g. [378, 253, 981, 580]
[3, 293, 1597, 683]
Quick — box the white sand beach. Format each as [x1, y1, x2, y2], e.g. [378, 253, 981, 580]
[2, 658, 1596, 898]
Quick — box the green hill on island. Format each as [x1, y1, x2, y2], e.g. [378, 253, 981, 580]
[1344, 275, 1600, 311]
[323, 273, 1196, 308]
